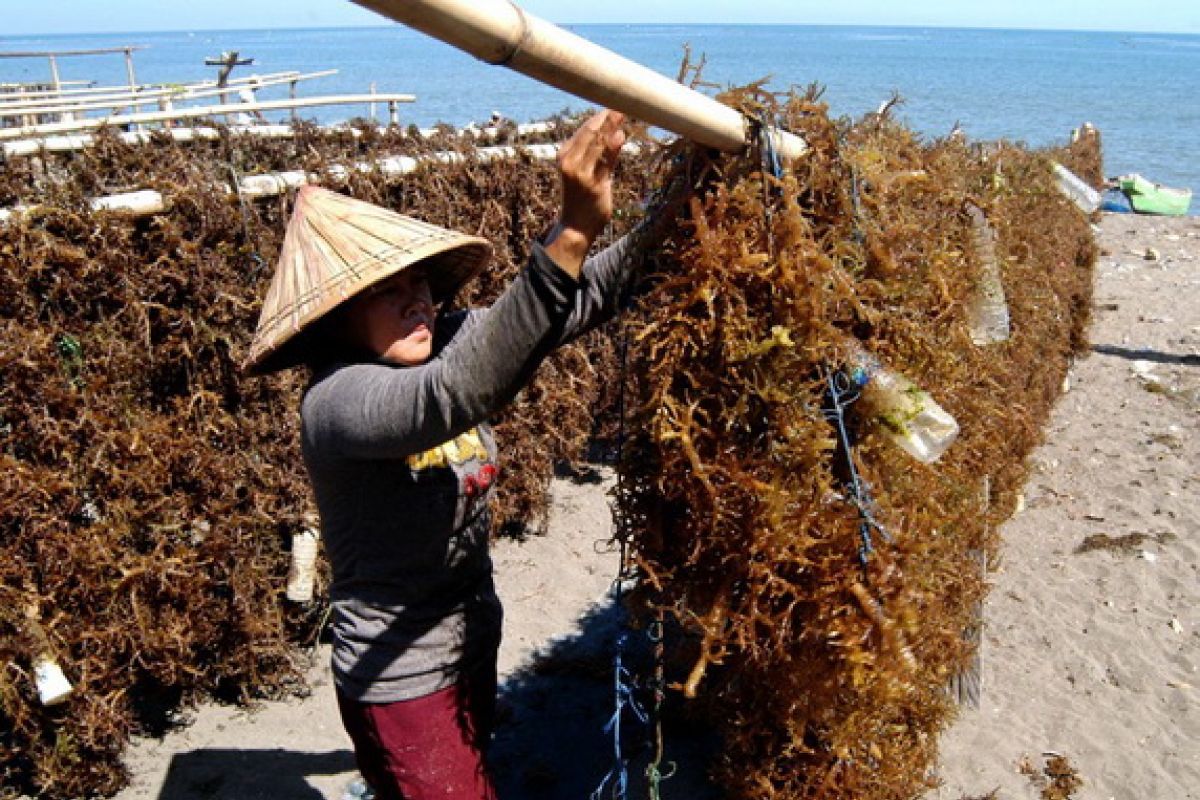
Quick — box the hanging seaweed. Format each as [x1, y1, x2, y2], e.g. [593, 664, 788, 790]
[614, 83, 1098, 799]
[0, 118, 652, 797]
[0, 81, 1098, 798]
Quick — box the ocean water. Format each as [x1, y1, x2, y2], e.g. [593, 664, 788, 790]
[2, 24, 1197, 208]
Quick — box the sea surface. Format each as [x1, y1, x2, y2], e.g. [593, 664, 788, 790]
[2, 25, 1197, 208]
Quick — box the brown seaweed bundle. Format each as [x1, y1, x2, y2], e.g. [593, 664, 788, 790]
[616, 85, 1097, 799]
[0, 120, 651, 797]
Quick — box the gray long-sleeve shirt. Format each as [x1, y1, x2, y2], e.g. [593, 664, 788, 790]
[301, 233, 645, 703]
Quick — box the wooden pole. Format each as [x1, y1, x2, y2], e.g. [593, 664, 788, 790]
[123, 46, 141, 129]
[47, 55, 62, 95]
[351, 0, 807, 160]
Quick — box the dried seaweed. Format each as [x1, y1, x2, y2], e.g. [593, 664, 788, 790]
[0, 119, 651, 797]
[0, 82, 1099, 799]
[614, 83, 1098, 799]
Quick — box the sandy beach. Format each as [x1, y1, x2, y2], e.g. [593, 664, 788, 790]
[108, 211, 1199, 800]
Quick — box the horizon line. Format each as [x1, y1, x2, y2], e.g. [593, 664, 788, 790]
[6, 21, 1200, 39]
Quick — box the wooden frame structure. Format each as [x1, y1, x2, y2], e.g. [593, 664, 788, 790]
[0, 93, 416, 141]
[0, 70, 337, 121]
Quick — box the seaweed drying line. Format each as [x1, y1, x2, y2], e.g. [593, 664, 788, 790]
[592, 285, 668, 800]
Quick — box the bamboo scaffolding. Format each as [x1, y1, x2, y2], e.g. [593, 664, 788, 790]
[0, 94, 416, 140]
[0, 138, 606, 223]
[0, 46, 146, 116]
[0, 71, 309, 111]
[0, 70, 338, 122]
[352, 0, 808, 160]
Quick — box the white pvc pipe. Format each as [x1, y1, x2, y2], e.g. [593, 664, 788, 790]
[0, 94, 416, 140]
[351, 0, 807, 161]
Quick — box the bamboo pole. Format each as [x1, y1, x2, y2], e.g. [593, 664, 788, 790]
[0, 94, 416, 140]
[351, 0, 808, 160]
[123, 47, 142, 130]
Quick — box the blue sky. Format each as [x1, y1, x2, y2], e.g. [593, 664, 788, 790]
[7, 0, 1199, 36]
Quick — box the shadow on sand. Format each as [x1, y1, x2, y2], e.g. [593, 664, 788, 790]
[156, 747, 354, 799]
[1092, 343, 1200, 366]
[490, 596, 721, 800]
[152, 596, 719, 799]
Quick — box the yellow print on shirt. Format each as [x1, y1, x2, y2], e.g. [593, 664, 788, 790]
[406, 428, 488, 471]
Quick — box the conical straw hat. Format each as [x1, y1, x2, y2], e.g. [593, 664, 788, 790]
[245, 186, 492, 374]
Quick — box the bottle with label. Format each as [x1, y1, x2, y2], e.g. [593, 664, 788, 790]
[843, 341, 960, 463]
[286, 527, 320, 603]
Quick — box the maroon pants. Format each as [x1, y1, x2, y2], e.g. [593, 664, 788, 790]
[336, 667, 497, 800]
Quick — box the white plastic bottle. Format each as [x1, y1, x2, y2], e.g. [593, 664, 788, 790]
[33, 655, 74, 706]
[843, 342, 960, 463]
[24, 611, 73, 706]
[286, 527, 320, 603]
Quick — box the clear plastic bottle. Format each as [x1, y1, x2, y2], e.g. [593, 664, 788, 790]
[1052, 162, 1101, 214]
[341, 777, 376, 800]
[844, 342, 960, 463]
[964, 203, 1011, 345]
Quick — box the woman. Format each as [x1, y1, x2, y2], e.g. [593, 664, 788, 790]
[245, 110, 668, 799]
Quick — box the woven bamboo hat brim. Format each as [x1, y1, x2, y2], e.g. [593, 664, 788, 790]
[245, 186, 492, 374]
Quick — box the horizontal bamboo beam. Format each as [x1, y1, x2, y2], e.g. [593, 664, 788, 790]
[1, 80, 94, 90]
[0, 46, 146, 58]
[0, 94, 416, 140]
[352, 0, 807, 160]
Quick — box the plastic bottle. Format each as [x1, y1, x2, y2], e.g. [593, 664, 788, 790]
[341, 777, 376, 800]
[33, 655, 74, 706]
[285, 527, 319, 603]
[1052, 162, 1101, 214]
[24, 610, 73, 706]
[843, 342, 960, 463]
[964, 203, 1011, 345]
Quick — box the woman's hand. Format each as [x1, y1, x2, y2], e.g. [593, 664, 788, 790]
[544, 109, 626, 278]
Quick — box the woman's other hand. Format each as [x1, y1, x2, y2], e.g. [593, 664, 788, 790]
[544, 109, 626, 278]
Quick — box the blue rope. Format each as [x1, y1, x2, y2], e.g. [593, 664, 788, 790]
[756, 116, 786, 180]
[591, 320, 661, 800]
[590, 632, 650, 800]
[823, 367, 892, 565]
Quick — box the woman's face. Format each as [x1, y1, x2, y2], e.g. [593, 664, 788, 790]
[343, 268, 436, 366]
